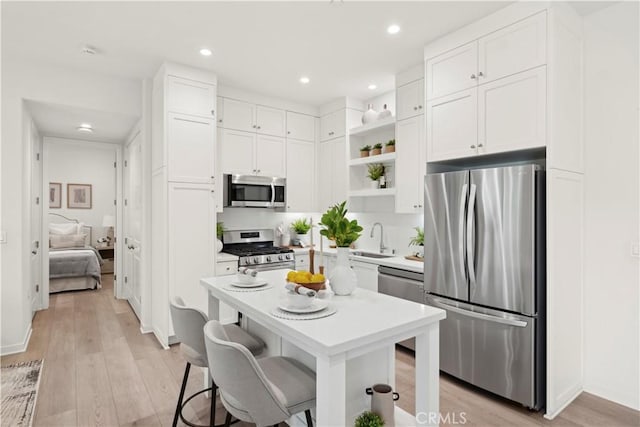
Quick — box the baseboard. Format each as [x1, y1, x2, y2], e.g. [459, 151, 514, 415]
[584, 384, 640, 412]
[152, 327, 169, 350]
[139, 323, 153, 334]
[544, 386, 583, 420]
[0, 327, 32, 356]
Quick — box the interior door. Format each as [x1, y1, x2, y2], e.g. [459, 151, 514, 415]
[423, 170, 469, 301]
[124, 132, 143, 317]
[30, 122, 42, 314]
[469, 165, 536, 315]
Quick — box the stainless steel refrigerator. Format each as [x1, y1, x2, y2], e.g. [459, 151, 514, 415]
[423, 164, 545, 410]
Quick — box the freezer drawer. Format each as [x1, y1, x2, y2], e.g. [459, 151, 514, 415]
[426, 295, 540, 409]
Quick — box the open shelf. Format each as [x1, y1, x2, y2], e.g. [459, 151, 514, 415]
[349, 116, 395, 136]
[349, 188, 396, 198]
[349, 152, 396, 166]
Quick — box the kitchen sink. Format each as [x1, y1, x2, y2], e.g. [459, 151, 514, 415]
[351, 251, 395, 259]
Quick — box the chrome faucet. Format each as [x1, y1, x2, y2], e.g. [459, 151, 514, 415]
[370, 222, 387, 253]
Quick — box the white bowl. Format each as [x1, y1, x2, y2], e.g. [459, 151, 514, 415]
[286, 291, 313, 309]
[235, 273, 258, 285]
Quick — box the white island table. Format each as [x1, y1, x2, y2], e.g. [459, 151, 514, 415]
[201, 269, 445, 427]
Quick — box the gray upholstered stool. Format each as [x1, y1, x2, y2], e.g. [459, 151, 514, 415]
[204, 320, 316, 427]
[170, 297, 265, 427]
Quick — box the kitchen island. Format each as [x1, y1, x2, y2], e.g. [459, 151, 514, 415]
[201, 269, 445, 427]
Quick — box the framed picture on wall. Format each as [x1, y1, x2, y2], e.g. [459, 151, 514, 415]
[49, 182, 62, 209]
[67, 183, 92, 209]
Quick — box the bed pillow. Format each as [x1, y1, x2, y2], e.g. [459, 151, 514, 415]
[50, 233, 87, 249]
[49, 222, 81, 235]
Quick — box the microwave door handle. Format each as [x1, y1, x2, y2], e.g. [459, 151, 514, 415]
[466, 183, 477, 286]
[270, 183, 275, 207]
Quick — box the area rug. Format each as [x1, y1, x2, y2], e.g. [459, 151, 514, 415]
[1, 360, 43, 427]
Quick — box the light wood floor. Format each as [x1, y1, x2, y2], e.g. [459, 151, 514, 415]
[2, 275, 638, 427]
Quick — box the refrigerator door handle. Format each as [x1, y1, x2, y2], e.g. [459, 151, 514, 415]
[458, 184, 468, 280]
[466, 183, 477, 286]
[429, 298, 528, 328]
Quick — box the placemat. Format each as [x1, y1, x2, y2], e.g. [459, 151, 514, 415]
[270, 306, 337, 320]
[223, 284, 274, 292]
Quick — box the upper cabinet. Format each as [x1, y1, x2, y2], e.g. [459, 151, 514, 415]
[167, 113, 215, 183]
[286, 139, 315, 211]
[220, 98, 286, 137]
[320, 110, 346, 142]
[426, 42, 478, 101]
[395, 115, 426, 213]
[219, 129, 286, 177]
[286, 112, 315, 142]
[167, 76, 216, 118]
[396, 79, 425, 121]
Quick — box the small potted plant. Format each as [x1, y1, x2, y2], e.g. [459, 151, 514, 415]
[367, 163, 385, 189]
[290, 218, 312, 246]
[409, 226, 424, 258]
[319, 201, 363, 295]
[384, 139, 395, 153]
[216, 222, 225, 253]
[355, 411, 385, 427]
[359, 145, 371, 158]
[370, 143, 383, 156]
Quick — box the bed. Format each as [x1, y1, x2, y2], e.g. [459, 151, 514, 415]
[48, 214, 103, 293]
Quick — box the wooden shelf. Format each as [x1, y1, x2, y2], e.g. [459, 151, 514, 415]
[349, 188, 396, 198]
[349, 152, 396, 166]
[349, 116, 395, 136]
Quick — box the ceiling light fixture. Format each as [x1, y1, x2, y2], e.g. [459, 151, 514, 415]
[200, 48, 212, 56]
[300, 76, 310, 84]
[387, 24, 401, 35]
[368, 84, 377, 90]
[80, 45, 97, 55]
[77, 123, 93, 133]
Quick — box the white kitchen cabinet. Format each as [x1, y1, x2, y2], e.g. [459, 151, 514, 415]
[478, 66, 546, 155]
[286, 111, 315, 142]
[215, 260, 239, 324]
[351, 260, 379, 292]
[318, 137, 348, 210]
[220, 129, 255, 175]
[295, 253, 310, 270]
[286, 139, 315, 212]
[426, 41, 478, 101]
[395, 116, 425, 213]
[426, 88, 478, 161]
[396, 79, 425, 120]
[167, 113, 215, 183]
[221, 98, 286, 137]
[477, 12, 546, 85]
[320, 110, 346, 142]
[318, 141, 333, 211]
[256, 135, 286, 176]
[167, 76, 216, 118]
[215, 128, 224, 212]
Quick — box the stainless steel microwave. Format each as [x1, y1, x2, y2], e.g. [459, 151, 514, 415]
[223, 174, 286, 208]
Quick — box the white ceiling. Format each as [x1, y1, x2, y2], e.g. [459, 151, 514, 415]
[26, 101, 139, 144]
[3, 1, 514, 106]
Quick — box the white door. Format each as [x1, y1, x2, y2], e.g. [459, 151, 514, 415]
[426, 88, 478, 161]
[478, 67, 546, 155]
[167, 113, 215, 183]
[221, 98, 255, 132]
[168, 182, 215, 315]
[396, 79, 425, 121]
[286, 139, 315, 211]
[30, 122, 42, 314]
[256, 105, 286, 137]
[317, 141, 333, 210]
[331, 137, 348, 204]
[256, 135, 286, 177]
[426, 41, 478, 100]
[220, 129, 255, 175]
[124, 132, 143, 317]
[395, 116, 425, 213]
[286, 112, 315, 141]
[478, 12, 546, 85]
[166, 76, 216, 118]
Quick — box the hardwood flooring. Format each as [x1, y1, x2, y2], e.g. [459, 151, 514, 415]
[2, 275, 638, 426]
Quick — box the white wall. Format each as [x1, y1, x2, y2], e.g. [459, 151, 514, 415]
[583, 2, 640, 410]
[1, 57, 140, 354]
[45, 138, 117, 242]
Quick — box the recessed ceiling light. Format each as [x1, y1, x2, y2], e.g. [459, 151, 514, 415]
[80, 45, 97, 55]
[368, 84, 377, 90]
[387, 24, 401, 35]
[200, 48, 212, 56]
[300, 76, 310, 84]
[77, 124, 93, 133]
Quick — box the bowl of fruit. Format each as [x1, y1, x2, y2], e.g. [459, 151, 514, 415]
[286, 270, 326, 291]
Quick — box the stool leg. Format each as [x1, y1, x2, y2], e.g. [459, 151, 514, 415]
[209, 383, 217, 427]
[305, 410, 313, 427]
[224, 412, 232, 427]
[173, 362, 191, 427]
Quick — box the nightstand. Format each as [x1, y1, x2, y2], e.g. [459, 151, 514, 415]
[97, 245, 115, 274]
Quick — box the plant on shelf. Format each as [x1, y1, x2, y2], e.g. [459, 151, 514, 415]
[354, 411, 385, 427]
[359, 145, 371, 158]
[384, 139, 396, 153]
[371, 143, 383, 156]
[409, 226, 425, 258]
[367, 163, 385, 189]
[290, 218, 311, 235]
[216, 222, 225, 239]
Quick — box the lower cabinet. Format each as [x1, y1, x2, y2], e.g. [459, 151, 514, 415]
[295, 253, 310, 271]
[351, 260, 379, 292]
[215, 260, 239, 324]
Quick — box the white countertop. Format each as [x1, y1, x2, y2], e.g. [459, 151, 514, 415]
[299, 247, 425, 273]
[216, 252, 239, 262]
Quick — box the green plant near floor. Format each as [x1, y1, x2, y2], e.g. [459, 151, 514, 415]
[409, 226, 424, 246]
[386, 139, 395, 146]
[290, 218, 312, 234]
[216, 222, 225, 239]
[373, 143, 383, 150]
[367, 163, 385, 181]
[319, 201, 363, 247]
[354, 411, 385, 427]
[360, 145, 372, 152]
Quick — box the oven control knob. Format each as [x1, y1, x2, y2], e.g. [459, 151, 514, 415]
[278, 255, 284, 261]
[253, 257, 260, 264]
[266, 256, 272, 262]
[285, 254, 292, 260]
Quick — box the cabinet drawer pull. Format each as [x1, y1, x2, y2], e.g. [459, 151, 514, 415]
[478, 71, 484, 77]
[478, 143, 483, 148]
[418, 105, 423, 109]
[470, 145, 476, 149]
[211, 110, 215, 116]
[253, 125, 257, 128]
[470, 74, 476, 80]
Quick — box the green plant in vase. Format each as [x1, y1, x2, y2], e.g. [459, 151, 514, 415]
[409, 226, 425, 258]
[384, 139, 395, 153]
[354, 411, 385, 427]
[367, 163, 385, 189]
[371, 143, 383, 155]
[216, 222, 225, 252]
[360, 145, 372, 158]
[290, 218, 311, 234]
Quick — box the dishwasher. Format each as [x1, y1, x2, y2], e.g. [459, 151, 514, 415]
[377, 265, 425, 350]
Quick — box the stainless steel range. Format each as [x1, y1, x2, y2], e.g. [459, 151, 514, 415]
[222, 229, 295, 271]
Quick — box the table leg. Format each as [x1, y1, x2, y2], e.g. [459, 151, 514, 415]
[415, 324, 439, 427]
[315, 353, 346, 427]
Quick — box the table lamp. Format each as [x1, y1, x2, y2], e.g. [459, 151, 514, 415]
[102, 215, 115, 245]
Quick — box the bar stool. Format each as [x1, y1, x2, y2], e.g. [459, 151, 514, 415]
[203, 319, 316, 427]
[170, 297, 265, 427]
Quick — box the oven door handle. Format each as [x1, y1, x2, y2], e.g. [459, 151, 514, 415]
[270, 182, 276, 208]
